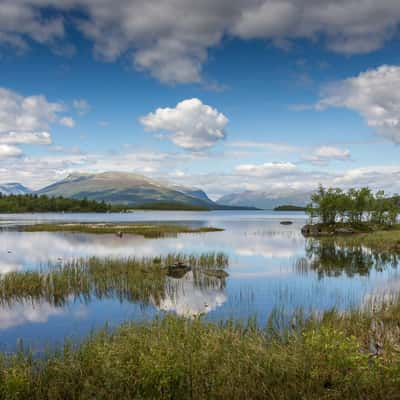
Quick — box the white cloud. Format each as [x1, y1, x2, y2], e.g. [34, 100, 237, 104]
[0, 87, 63, 134]
[73, 99, 91, 115]
[0, 144, 22, 159]
[0, 86, 71, 154]
[3, 1, 400, 83]
[59, 116, 76, 128]
[235, 162, 297, 177]
[140, 98, 228, 151]
[0, 131, 52, 145]
[301, 146, 350, 164]
[98, 121, 109, 127]
[317, 65, 400, 144]
[228, 141, 298, 153]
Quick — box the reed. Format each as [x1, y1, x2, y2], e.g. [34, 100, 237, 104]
[0, 253, 229, 307]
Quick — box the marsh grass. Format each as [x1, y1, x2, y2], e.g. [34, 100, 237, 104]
[21, 223, 224, 238]
[2, 302, 400, 399]
[0, 253, 229, 307]
[334, 229, 400, 253]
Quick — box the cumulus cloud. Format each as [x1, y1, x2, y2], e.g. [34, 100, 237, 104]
[140, 98, 228, 151]
[0, 86, 71, 153]
[0, 144, 22, 159]
[317, 65, 400, 143]
[235, 162, 297, 177]
[301, 146, 351, 164]
[228, 141, 298, 153]
[0, 131, 52, 145]
[0, 87, 63, 133]
[3, 1, 400, 83]
[59, 116, 76, 128]
[73, 99, 91, 115]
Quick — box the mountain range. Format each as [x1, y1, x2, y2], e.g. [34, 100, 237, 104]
[0, 183, 31, 196]
[0, 172, 309, 209]
[217, 190, 309, 209]
[36, 172, 221, 209]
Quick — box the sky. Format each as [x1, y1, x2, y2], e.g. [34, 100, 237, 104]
[0, 0, 400, 200]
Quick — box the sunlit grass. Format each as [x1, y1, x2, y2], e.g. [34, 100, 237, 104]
[21, 223, 224, 238]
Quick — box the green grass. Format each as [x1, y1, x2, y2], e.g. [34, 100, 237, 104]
[0, 253, 229, 307]
[21, 223, 224, 238]
[2, 301, 400, 399]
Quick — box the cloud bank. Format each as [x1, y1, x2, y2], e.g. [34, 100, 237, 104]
[3, 1, 400, 83]
[318, 65, 400, 144]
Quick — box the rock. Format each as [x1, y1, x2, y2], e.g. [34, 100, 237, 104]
[167, 262, 191, 278]
[280, 221, 293, 225]
[301, 224, 333, 236]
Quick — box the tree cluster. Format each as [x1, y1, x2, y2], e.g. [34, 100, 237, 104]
[0, 194, 112, 213]
[307, 186, 400, 226]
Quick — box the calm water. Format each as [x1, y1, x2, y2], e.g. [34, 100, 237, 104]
[0, 210, 399, 352]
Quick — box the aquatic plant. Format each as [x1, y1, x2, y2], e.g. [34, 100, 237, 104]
[0, 253, 229, 308]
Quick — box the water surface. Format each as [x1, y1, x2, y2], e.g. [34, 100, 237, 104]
[0, 210, 398, 352]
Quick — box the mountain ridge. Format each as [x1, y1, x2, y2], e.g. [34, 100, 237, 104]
[0, 183, 32, 195]
[35, 171, 256, 210]
[217, 190, 310, 209]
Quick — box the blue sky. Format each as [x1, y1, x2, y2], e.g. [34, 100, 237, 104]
[0, 1, 400, 199]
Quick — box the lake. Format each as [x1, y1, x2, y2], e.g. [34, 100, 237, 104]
[0, 210, 399, 352]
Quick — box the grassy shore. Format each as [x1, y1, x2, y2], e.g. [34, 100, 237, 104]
[1, 300, 400, 399]
[333, 229, 400, 253]
[302, 223, 400, 250]
[21, 223, 224, 238]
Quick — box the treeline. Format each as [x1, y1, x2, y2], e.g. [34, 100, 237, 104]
[274, 205, 306, 211]
[307, 186, 400, 226]
[0, 194, 113, 213]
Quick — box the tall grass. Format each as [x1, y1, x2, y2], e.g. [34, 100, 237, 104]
[0, 253, 229, 307]
[2, 302, 400, 399]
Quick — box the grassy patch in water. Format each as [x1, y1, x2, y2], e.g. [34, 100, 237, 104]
[21, 223, 224, 238]
[0, 253, 229, 307]
[2, 302, 400, 399]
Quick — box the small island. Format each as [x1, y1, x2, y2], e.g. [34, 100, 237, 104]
[22, 223, 224, 238]
[302, 186, 400, 251]
[274, 205, 306, 211]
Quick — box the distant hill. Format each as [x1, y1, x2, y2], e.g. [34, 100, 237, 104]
[36, 172, 254, 210]
[0, 183, 31, 195]
[217, 190, 310, 210]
